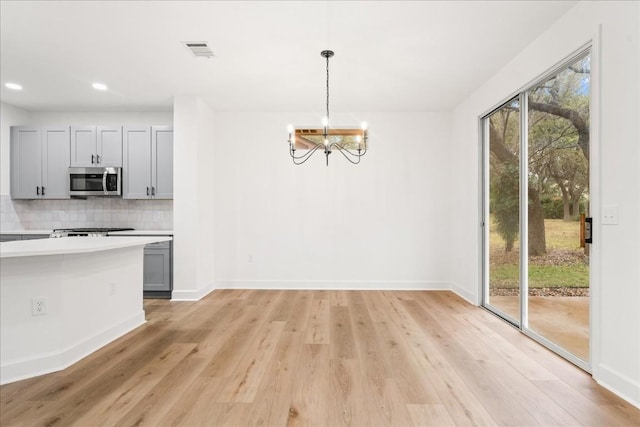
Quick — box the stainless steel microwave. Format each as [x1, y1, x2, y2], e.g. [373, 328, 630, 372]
[68, 167, 122, 196]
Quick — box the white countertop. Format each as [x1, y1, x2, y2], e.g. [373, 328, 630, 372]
[1, 230, 173, 236]
[108, 230, 173, 236]
[0, 236, 172, 258]
[0, 230, 52, 235]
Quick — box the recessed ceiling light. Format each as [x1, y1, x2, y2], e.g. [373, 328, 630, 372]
[5, 82, 23, 91]
[92, 82, 108, 91]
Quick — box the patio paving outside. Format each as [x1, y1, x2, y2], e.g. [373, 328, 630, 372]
[490, 295, 589, 361]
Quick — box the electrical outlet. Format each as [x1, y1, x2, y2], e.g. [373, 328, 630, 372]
[32, 298, 47, 316]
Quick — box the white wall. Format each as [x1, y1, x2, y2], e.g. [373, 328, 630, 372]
[450, 1, 639, 407]
[212, 112, 453, 290]
[172, 96, 216, 300]
[0, 102, 30, 195]
[27, 111, 172, 126]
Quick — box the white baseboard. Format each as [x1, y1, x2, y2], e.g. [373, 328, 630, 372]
[450, 282, 479, 305]
[215, 280, 480, 306]
[593, 364, 640, 409]
[214, 280, 452, 291]
[0, 311, 145, 385]
[171, 281, 216, 301]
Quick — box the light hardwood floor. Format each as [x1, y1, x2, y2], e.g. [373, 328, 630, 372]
[1, 290, 638, 426]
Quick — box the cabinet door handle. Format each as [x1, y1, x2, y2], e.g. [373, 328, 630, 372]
[91, 154, 95, 164]
[36, 186, 40, 195]
[96, 154, 101, 164]
[151, 186, 155, 196]
[41, 186, 45, 196]
[146, 187, 150, 196]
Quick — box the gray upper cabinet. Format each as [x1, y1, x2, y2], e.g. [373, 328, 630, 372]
[123, 126, 173, 199]
[123, 126, 152, 199]
[71, 126, 122, 167]
[42, 127, 71, 198]
[97, 126, 123, 166]
[10, 127, 41, 199]
[11, 126, 70, 199]
[152, 126, 173, 199]
[70, 126, 96, 167]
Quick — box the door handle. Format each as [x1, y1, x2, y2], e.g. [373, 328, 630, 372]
[146, 187, 150, 196]
[91, 154, 95, 164]
[585, 217, 593, 244]
[102, 169, 108, 194]
[96, 154, 101, 164]
[151, 186, 155, 196]
[41, 186, 45, 196]
[36, 186, 40, 196]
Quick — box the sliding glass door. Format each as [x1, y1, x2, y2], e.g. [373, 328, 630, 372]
[482, 50, 591, 369]
[484, 97, 521, 325]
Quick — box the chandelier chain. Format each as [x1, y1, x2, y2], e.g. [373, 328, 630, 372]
[326, 54, 330, 125]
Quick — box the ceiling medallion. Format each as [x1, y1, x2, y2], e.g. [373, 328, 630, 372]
[288, 50, 368, 166]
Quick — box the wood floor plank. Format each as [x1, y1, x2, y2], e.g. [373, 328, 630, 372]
[216, 320, 286, 403]
[283, 290, 312, 334]
[112, 353, 209, 426]
[2, 290, 638, 427]
[25, 321, 170, 402]
[402, 299, 540, 426]
[161, 376, 228, 426]
[243, 330, 304, 426]
[361, 294, 441, 405]
[330, 290, 349, 307]
[245, 293, 313, 425]
[288, 343, 331, 426]
[201, 301, 274, 377]
[70, 342, 197, 426]
[23, 328, 181, 427]
[367, 293, 499, 426]
[533, 379, 640, 427]
[453, 311, 559, 382]
[303, 297, 330, 344]
[325, 358, 372, 426]
[407, 403, 457, 427]
[329, 305, 355, 359]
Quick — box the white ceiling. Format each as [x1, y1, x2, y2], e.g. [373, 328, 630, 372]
[0, 0, 577, 113]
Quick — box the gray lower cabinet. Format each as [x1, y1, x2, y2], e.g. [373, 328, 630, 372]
[11, 126, 70, 199]
[143, 240, 172, 298]
[19, 234, 50, 240]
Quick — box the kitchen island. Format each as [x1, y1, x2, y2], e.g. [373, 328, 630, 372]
[0, 236, 171, 385]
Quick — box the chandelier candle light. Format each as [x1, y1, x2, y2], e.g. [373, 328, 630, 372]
[288, 50, 368, 166]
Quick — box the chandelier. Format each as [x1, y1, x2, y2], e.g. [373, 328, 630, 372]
[288, 50, 368, 166]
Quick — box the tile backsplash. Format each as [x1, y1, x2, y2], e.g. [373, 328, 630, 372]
[0, 195, 172, 231]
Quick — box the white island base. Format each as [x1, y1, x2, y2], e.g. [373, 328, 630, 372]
[0, 236, 171, 384]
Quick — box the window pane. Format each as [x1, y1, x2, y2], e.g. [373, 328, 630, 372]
[527, 54, 590, 362]
[486, 98, 521, 323]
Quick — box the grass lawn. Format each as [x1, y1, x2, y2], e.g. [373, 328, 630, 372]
[489, 217, 589, 288]
[490, 263, 589, 288]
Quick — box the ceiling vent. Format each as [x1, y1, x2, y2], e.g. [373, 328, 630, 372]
[182, 42, 214, 58]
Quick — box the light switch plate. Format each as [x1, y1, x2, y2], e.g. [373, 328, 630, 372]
[602, 204, 618, 225]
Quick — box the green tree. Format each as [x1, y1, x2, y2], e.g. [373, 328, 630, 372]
[489, 55, 590, 255]
[492, 163, 520, 251]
